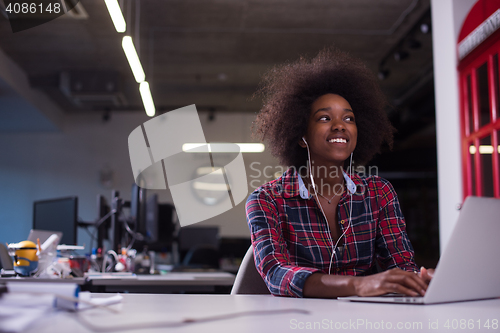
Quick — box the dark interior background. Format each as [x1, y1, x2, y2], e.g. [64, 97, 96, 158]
[0, 0, 439, 267]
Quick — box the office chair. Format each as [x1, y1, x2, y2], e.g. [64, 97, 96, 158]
[230, 245, 270, 295]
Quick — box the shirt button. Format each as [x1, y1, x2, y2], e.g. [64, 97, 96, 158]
[336, 268, 340, 272]
[340, 220, 345, 224]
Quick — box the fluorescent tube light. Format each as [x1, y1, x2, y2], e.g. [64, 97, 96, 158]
[104, 0, 126, 33]
[193, 182, 229, 191]
[196, 167, 223, 176]
[139, 81, 155, 117]
[122, 36, 145, 83]
[182, 143, 265, 153]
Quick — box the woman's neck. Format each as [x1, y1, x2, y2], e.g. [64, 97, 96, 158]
[300, 161, 346, 196]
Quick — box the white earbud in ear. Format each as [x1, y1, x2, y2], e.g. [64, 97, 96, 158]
[302, 137, 307, 145]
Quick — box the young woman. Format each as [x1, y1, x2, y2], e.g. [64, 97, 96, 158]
[246, 48, 433, 298]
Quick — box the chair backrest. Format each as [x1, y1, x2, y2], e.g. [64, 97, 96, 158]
[230, 245, 270, 295]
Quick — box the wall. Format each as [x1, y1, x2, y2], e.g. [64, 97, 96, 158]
[431, 0, 476, 252]
[0, 110, 279, 248]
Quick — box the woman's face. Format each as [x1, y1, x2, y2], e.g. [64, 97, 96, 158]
[301, 93, 357, 168]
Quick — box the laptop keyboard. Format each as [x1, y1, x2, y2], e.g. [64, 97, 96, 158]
[381, 293, 423, 298]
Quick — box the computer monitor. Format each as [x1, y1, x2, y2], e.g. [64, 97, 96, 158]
[130, 184, 147, 235]
[145, 194, 159, 241]
[178, 226, 219, 258]
[146, 194, 176, 247]
[33, 197, 78, 245]
[177, 226, 219, 267]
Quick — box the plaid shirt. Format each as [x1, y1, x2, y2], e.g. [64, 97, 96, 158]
[246, 167, 418, 298]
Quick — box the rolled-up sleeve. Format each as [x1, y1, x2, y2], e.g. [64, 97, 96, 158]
[375, 179, 418, 272]
[246, 189, 319, 297]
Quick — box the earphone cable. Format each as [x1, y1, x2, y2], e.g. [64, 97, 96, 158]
[303, 138, 353, 275]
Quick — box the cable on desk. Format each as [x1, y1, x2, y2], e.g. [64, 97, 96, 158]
[102, 250, 119, 272]
[72, 308, 310, 332]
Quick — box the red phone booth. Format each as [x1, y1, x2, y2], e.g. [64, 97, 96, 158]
[458, 0, 500, 198]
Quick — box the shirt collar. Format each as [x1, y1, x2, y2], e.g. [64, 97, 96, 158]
[297, 174, 311, 199]
[281, 167, 357, 200]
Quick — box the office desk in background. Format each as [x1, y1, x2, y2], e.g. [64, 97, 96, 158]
[1, 272, 235, 294]
[0, 272, 235, 294]
[0, 277, 86, 286]
[22, 294, 500, 333]
[86, 272, 235, 293]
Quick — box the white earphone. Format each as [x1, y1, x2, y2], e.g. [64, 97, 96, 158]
[302, 135, 354, 274]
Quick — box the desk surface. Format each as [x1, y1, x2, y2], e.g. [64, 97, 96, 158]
[0, 272, 234, 286]
[87, 271, 235, 286]
[1, 272, 235, 294]
[0, 277, 86, 285]
[24, 294, 500, 333]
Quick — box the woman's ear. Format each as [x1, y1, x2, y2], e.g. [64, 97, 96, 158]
[298, 136, 307, 148]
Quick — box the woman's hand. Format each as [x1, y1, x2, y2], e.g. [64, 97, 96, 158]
[419, 266, 435, 284]
[353, 268, 428, 297]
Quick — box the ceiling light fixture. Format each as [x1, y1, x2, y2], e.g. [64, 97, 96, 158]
[122, 36, 145, 83]
[376, 10, 431, 83]
[193, 182, 229, 191]
[107, 5, 154, 118]
[104, 0, 126, 33]
[139, 81, 155, 117]
[182, 143, 265, 153]
[196, 167, 223, 176]
[420, 23, 431, 34]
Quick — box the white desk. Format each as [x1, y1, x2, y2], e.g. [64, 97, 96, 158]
[0, 277, 86, 285]
[23, 294, 500, 333]
[1, 272, 235, 293]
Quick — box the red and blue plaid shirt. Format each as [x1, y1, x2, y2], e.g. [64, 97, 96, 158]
[246, 167, 418, 298]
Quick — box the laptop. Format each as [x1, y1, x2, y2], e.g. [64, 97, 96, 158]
[27, 229, 62, 248]
[339, 196, 500, 304]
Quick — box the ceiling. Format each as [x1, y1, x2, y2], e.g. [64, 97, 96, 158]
[0, 0, 436, 170]
[0, 0, 432, 113]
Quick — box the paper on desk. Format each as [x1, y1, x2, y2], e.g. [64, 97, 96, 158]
[0, 293, 54, 333]
[84, 272, 137, 280]
[0, 287, 123, 332]
[78, 291, 123, 310]
[7, 282, 79, 310]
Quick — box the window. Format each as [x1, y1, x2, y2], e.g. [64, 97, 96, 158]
[459, 47, 500, 198]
